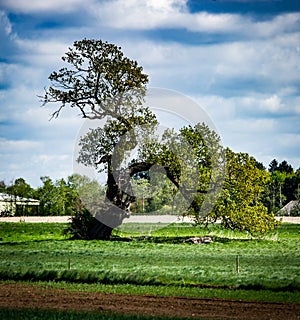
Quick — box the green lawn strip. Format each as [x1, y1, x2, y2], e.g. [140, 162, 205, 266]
[1, 238, 298, 291]
[0, 308, 202, 320]
[0, 222, 68, 242]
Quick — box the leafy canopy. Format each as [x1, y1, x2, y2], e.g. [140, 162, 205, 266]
[41, 38, 280, 236]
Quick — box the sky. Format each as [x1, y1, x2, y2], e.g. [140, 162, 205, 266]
[0, 0, 300, 188]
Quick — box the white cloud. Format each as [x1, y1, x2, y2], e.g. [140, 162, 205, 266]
[193, 92, 300, 169]
[0, 134, 79, 187]
[91, 0, 300, 39]
[0, 138, 40, 151]
[0, 0, 89, 13]
[261, 95, 282, 113]
[278, 134, 300, 148]
[0, 10, 12, 35]
[252, 13, 300, 38]
[94, 0, 242, 32]
[236, 94, 300, 117]
[124, 32, 300, 100]
[237, 95, 283, 114]
[15, 39, 68, 66]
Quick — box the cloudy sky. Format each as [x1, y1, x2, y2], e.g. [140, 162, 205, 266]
[0, 0, 299, 187]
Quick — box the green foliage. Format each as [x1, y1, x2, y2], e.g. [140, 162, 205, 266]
[268, 159, 294, 174]
[264, 159, 300, 213]
[179, 123, 225, 218]
[130, 174, 175, 214]
[34, 176, 79, 216]
[67, 174, 106, 214]
[42, 39, 150, 120]
[40, 38, 298, 237]
[6, 178, 34, 198]
[3, 178, 37, 216]
[210, 148, 280, 234]
[64, 206, 94, 240]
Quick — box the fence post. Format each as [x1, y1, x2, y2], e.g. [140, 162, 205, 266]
[68, 258, 71, 270]
[236, 255, 239, 273]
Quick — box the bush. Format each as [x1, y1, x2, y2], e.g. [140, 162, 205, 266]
[64, 206, 94, 240]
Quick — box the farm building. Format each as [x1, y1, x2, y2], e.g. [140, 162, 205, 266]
[277, 200, 300, 216]
[0, 193, 40, 216]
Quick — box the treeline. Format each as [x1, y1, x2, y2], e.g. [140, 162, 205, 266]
[0, 158, 299, 217]
[0, 175, 105, 216]
[263, 159, 300, 215]
[129, 157, 300, 217]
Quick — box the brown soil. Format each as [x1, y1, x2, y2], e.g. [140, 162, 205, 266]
[0, 283, 299, 319]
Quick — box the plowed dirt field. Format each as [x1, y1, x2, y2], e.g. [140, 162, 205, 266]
[0, 283, 299, 319]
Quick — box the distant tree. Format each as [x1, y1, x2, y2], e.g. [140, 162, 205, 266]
[67, 174, 105, 214]
[282, 173, 300, 204]
[0, 180, 6, 193]
[5, 178, 36, 216]
[268, 159, 278, 172]
[54, 178, 78, 216]
[278, 160, 293, 174]
[131, 178, 152, 213]
[35, 176, 78, 216]
[255, 161, 266, 171]
[264, 160, 298, 213]
[35, 176, 56, 216]
[6, 178, 34, 198]
[147, 169, 176, 213]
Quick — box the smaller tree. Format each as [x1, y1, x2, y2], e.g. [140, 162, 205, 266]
[6, 178, 34, 198]
[268, 159, 279, 172]
[35, 176, 78, 216]
[211, 149, 280, 234]
[0, 180, 6, 193]
[6, 178, 36, 216]
[131, 178, 152, 213]
[64, 205, 94, 240]
[278, 160, 293, 174]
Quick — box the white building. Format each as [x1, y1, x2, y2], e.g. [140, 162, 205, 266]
[0, 193, 40, 216]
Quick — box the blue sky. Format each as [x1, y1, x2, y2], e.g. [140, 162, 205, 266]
[0, 0, 299, 187]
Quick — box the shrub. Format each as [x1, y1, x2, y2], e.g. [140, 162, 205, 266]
[64, 206, 94, 240]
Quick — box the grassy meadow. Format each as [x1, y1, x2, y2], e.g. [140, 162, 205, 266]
[0, 221, 299, 304]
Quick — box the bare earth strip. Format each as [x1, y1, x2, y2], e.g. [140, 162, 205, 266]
[0, 216, 300, 224]
[0, 283, 299, 320]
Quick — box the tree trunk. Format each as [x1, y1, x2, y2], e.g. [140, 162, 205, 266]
[88, 217, 113, 240]
[88, 158, 134, 240]
[87, 159, 183, 240]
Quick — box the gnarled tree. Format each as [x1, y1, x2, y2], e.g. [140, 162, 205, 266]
[42, 39, 159, 239]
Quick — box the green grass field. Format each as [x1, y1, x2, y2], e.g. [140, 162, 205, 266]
[0, 222, 299, 304]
